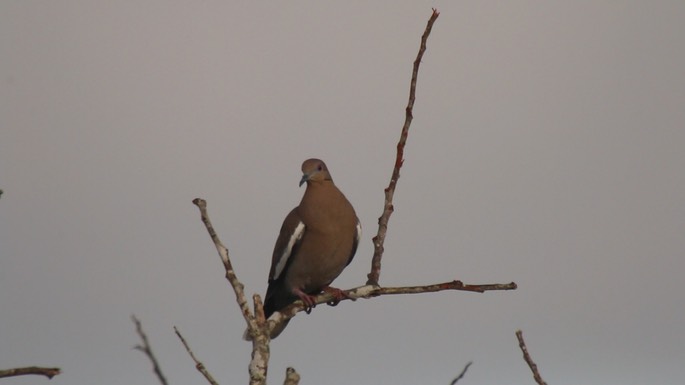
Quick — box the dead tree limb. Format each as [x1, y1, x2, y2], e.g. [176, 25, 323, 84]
[367, 8, 441, 286]
[516, 330, 548, 385]
[0, 366, 61, 380]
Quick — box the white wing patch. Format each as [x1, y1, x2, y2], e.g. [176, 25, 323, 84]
[355, 220, 362, 243]
[273, 221, 305, 280]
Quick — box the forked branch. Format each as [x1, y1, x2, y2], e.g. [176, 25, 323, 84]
[132, 315, 168, 385]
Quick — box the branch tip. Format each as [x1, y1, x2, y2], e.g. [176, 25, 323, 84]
[516, 330, 548, 385]
[367, 9, 440, 286]
[283, 367, 301, 385]
[192, 197, 206, 208]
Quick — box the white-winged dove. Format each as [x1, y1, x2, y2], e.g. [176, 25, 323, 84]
[259, 158, 361, 339]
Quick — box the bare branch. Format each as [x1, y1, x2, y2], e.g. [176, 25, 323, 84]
[367, 8, 440, 286]
[283, 367, 300, 385]
[368, 280, 517, 295]
[174, 326, 219, 385]
[193, 198, 270, 385]
[248, 332, 270, 385]
[132, 315, 168, 385]
[516, 330, 548, 385]
[268, 280, 517, 331]
[248, 294, 271, 385]
[0, 366, 61, 380]
[449, 361, 472, 385]
[192, 199, 257, 332]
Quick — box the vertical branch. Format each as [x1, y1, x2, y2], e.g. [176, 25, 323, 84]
[367, 8, 440, 286]
[248, 294, 270, 385]
[516, 330, 548, 385]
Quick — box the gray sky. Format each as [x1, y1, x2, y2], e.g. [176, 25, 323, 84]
[2, 1, 684, 384]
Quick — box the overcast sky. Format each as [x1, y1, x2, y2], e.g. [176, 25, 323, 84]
[2, 1, 684, 385]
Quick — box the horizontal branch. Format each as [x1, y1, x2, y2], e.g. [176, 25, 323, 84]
[367, 280, 518, 296]
[268, 280, 517, 331]
[0, 366, 61, 380]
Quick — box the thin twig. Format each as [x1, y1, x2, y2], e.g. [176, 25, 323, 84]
[174, 326, 220, 385]
[367, 8, 440, 286]
[371, 280, 517, 295]
[268, 280, 517, 332]
[449, 361, 472, 385]
[516, 330, 548, 385]
[0, 366, 61, 380]
[132, 315, 168, 385]
[283, 367, 300, 385]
